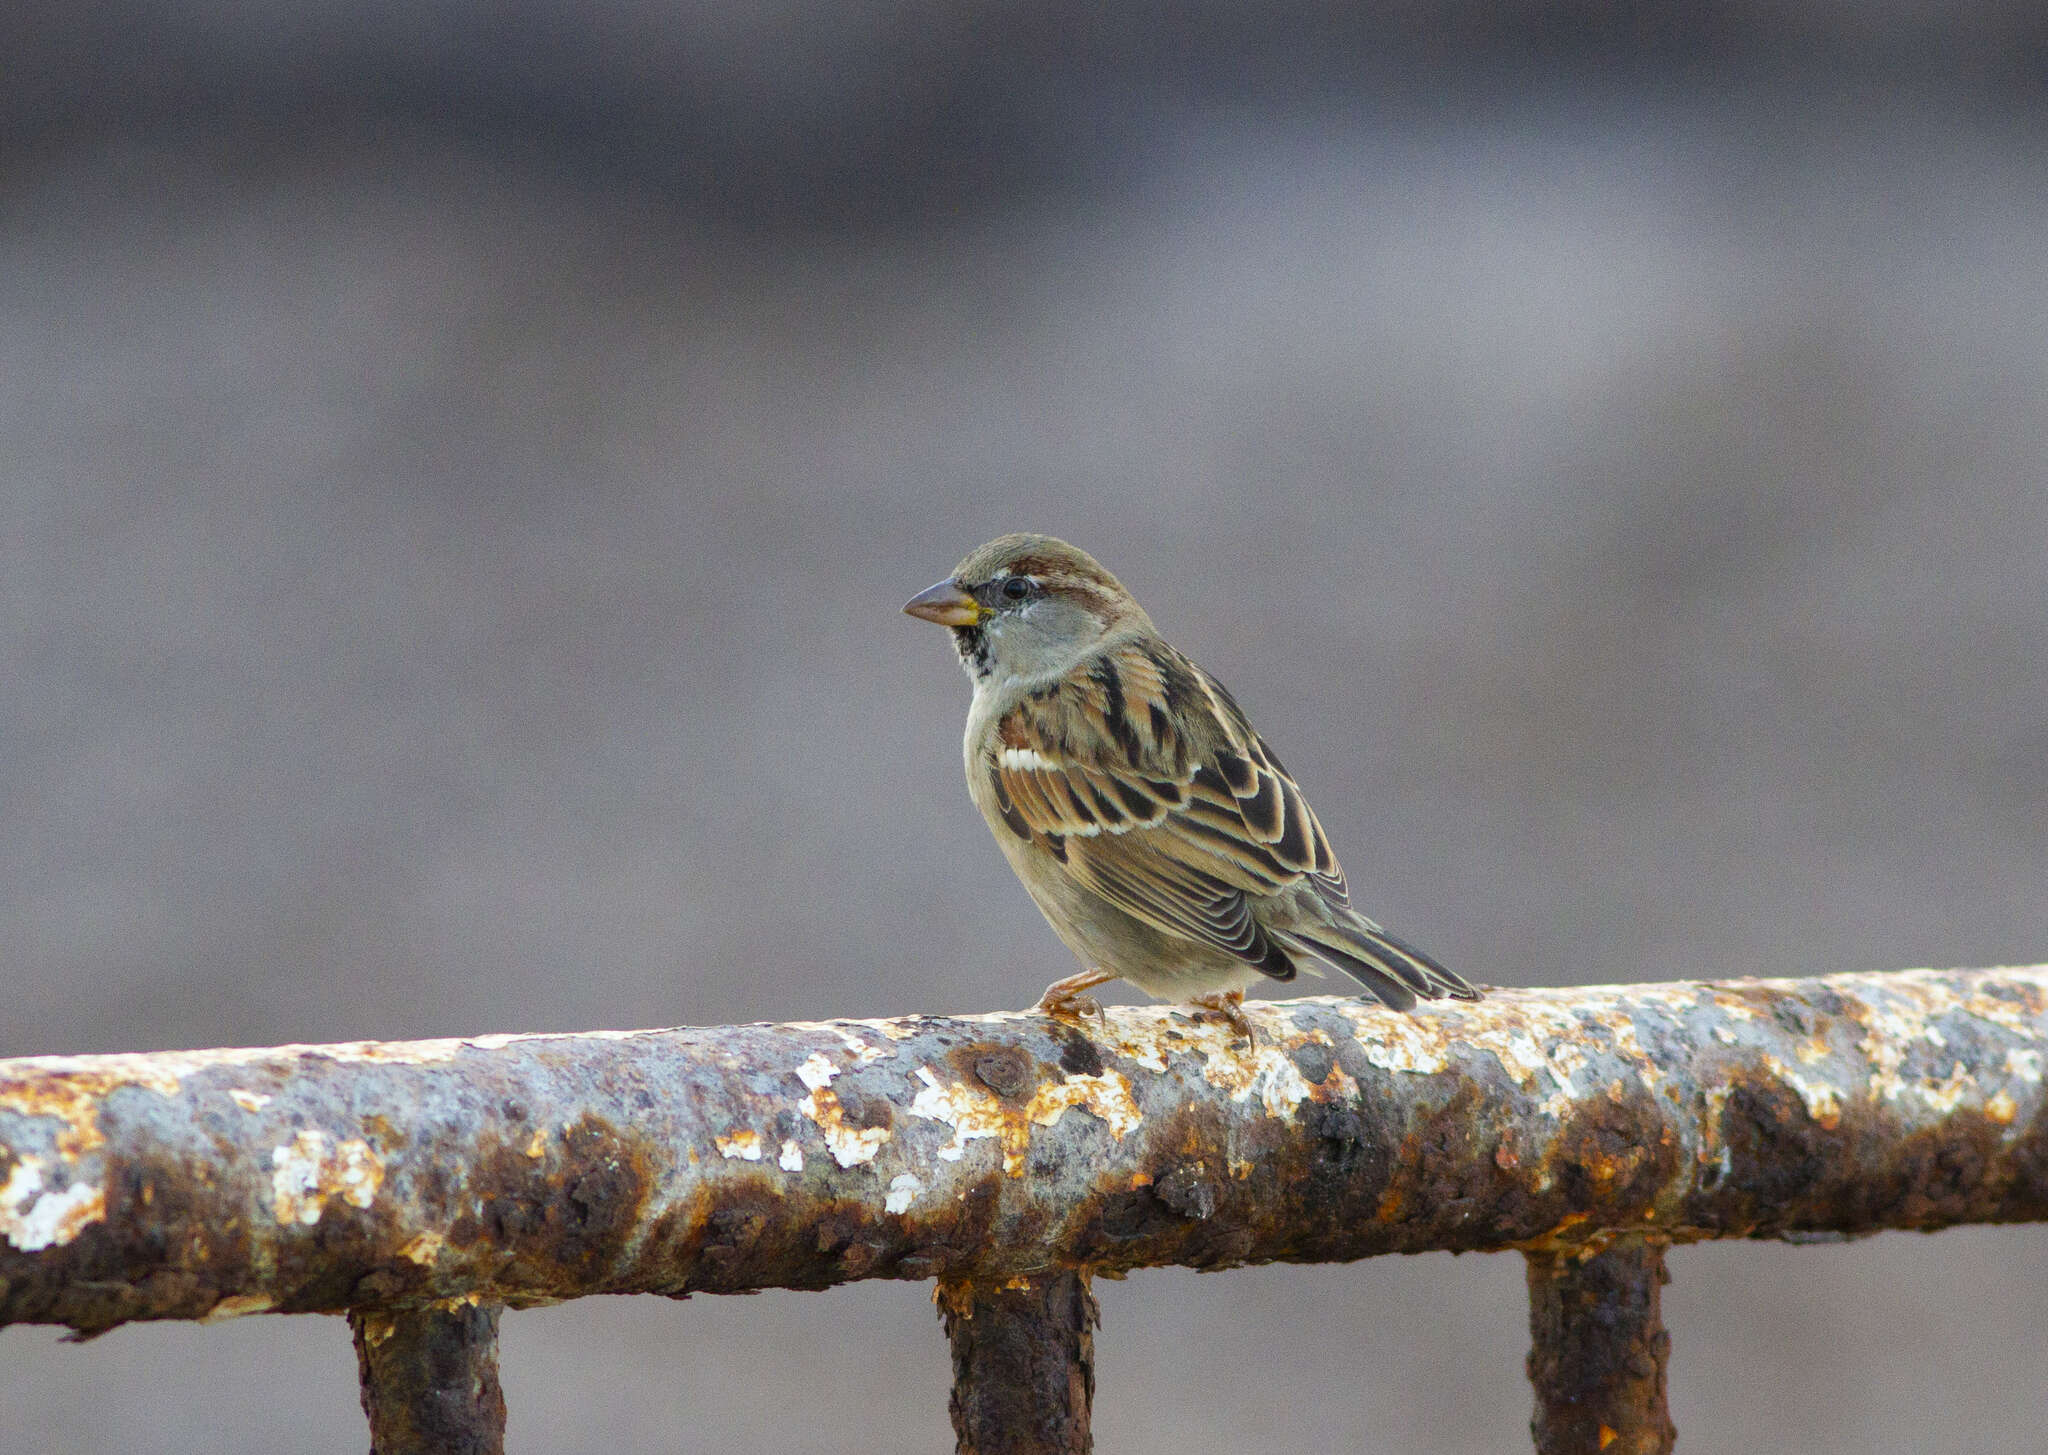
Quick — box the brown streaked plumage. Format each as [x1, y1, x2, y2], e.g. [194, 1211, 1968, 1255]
[904, 533, 1477, 1037]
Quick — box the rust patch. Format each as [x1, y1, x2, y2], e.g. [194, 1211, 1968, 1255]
[444, 1114, 655, 1297]
[960, 1045, 1034, 1101]
[940, 1268, 1097, 1455]
[270, 1130, 384, 1225]
[6, 965, 2048, 1335]
[908, 1057, 1141, 1179]
[0, 1070, 143, 1162]
[352, 1300, 506, 1455]
[1525, 1238, 1675, 1455]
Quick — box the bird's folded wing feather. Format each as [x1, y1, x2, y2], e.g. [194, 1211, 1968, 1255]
[985, 638, 1349, 961]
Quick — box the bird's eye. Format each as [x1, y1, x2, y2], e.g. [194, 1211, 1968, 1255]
[1001, 577, 1032, 601]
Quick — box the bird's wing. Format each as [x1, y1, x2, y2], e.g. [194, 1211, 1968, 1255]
[984, 638, 1346, 973]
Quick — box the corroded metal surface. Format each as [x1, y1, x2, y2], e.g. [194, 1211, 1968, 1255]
[940, 1272, 1097, 1454]
[351, 1300, 507, 1455]
[3, 967, 2047, 1334]
[1525, 1239, 1674, 1455]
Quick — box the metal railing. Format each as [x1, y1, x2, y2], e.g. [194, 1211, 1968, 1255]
[5, 965, 2045, 1453]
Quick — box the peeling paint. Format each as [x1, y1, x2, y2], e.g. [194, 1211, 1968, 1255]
[794, 1053, 838, 1092]
[6, 964, 2048, 1337]
[0, 1157, 105, 1251]
[908, 1067, 1014, 1166]
[715, 1130, 764, 1161]
[1350, 1012, 1451, 1076]
[1195, 1040, 1318, 1118]
[832, 1031, 889, 1065]
[908, 1064, 1142, 1176]
[270, 1130, 384, 1225]
[791, 1055, 891, 1168]
[1026, 1071, 1142, 1141]
[1109, 1031, 1171, 1074]
[0, 1077, 117, 1162]
[1761, 1054, 1844, 1128]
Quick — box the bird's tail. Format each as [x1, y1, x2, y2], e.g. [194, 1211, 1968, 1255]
[1279, 917, 1479, 1013]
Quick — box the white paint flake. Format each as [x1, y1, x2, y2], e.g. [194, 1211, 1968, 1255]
[792, 1053, 891, 1167]
[0, 1156, 105, 1251]
[715, 1130, 764, 1161]
[1349, 1012, 1450, 1076]
[885, 1173, 924, 1213]
[906, 1063, 1141, 1176]
[795, 1053, 839, 1091]
[269, 1130, 384, 1225]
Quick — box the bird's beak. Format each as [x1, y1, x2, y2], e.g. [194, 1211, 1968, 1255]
[903, 579, 985, 627]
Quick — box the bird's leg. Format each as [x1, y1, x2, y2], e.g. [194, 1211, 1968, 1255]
[1185, 989, 1256, 1047]
[1035, 968, 1115, 1025]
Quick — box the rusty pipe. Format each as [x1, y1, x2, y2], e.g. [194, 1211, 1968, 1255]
[4, 967, 2047, 1335]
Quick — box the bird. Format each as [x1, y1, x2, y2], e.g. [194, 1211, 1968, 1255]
[903, 533, 1478, 1040]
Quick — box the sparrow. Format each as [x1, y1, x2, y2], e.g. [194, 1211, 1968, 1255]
[904, 533, 1478, 1039]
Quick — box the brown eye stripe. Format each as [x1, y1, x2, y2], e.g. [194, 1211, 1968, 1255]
[994, 554, 1073, 579]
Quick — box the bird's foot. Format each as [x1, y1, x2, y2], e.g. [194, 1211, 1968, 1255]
[1185, 990, 1257, 1047]
[1035, 969, 1114, 1027]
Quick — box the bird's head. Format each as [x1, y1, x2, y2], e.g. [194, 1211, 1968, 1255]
[903, 533, 1152, 685]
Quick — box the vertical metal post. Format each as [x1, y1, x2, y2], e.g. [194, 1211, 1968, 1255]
[350, 1301, 508, 1455]
[1524, 1239, 1675, 1455]
[938, 1270, 1098, 1455]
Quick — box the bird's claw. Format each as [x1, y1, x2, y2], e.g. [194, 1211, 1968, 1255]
[1186, 991, 1257, 1048]
[1035, 968, 1114, 1028]
[1035, 990, 1106, 1026]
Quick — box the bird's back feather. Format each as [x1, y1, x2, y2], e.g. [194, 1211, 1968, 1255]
[977, 633, 1473, 1010]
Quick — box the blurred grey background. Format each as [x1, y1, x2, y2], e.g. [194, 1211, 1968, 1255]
[5, 2, 2048, 1450]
